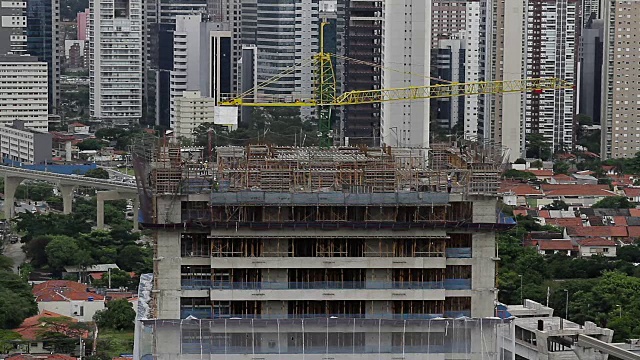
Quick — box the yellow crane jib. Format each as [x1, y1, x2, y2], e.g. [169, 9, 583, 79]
[218, 78, 572, 107]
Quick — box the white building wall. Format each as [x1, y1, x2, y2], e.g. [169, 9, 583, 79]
[381, 0, 431, 148]
[0, 57, 48, 131]
[0, 1, 27, 55]
[37, 300, 106, 322]
[464, 1, 482, 139]
[89, 0, 143, 125]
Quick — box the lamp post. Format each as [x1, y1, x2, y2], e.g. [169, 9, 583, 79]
[518, 274, 523, 304]
[564, 289, 569, 320]
[616, 304, 622, 318]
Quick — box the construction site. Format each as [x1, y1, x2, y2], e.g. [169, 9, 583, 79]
[131, 135, 514, 359]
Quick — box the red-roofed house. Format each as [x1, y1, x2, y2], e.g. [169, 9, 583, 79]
[67, 123, 90, 135]
[499, 182, 542, 206]
[13, 310, 88, 355]
[624, 187, 640, 202]
[531, 240, 578, 256]
[577, 238, 617, 257]
[549, 174, 576, 185]
[547, 217, 583, 228]
[566, 226, 628, 243]
[528, 169, 554, 181]
[537, 184, 617, 208]
[32, 281, 105, 322]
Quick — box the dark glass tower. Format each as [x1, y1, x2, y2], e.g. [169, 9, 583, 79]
[27, 0, 60, 115]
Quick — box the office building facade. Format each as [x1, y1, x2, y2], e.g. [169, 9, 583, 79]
[89, 0, 143, 125]
[380, 0, 431, 148]
[0, 120, 52, 164]
[578, 18, 603, 124]
[0, 55, 48, 130]
[0, 1, 27, 55]
[170, 15, 232, 128]
[600, 0, 640, 159]
[26, 0, 60, 114]
[434, 36, 465, 131]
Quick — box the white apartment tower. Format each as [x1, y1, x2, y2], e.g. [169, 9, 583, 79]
[89, 0, 143, 125]
[487, 0, 576, 160]
[255, 0, 318, 97]
[381, 0, 431, 148]
[170, 15, 232, 128]
[0, 1, 27, 55]
[0, 55, 48, 131]
[463, 0, 485, 139]
[600, 0, 640, 159]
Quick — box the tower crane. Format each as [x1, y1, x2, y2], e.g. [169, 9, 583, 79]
[219, 23, 572, 148]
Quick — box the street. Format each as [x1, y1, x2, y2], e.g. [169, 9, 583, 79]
[3, 236, 25, 273]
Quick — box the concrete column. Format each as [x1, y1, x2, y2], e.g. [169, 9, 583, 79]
[97, 194, 105, 229]
[132, 196, 140, 232]
[3, 176, 23, 219]
[59, 185, 75, 214]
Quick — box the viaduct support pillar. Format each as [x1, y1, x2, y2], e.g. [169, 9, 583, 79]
[97, 190, 137, 230]
[133, 196, 140, 232]
[3, 176, 23, 219]
[59, 185, 75, 215]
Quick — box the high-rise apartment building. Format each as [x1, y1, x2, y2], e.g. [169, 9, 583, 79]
[77, 8, 89, 40]
[435, 36, 465, 131]
[431, 0, 468, 48]
[487, 0, 576, 159]
[254, 0, 318, 98]
[89, 0, 143, 125]
[578, 18, 603, 124]
[0, 55, 48, 131]
[0, 1, 27, 55]
[144, 0, 208, 127]
[339, 0, 382, 146]
[170, 15, 232, 128]
[26, 0, 60, 115]
[600, 0, 640, 159]
[582, 0, 602, 25]
[380, 0, 431, 148]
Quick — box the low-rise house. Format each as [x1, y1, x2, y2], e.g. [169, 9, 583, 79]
[549, 174, 576, 184]
[67, 123, 90, 135]
[498, 182, 542, 207]
[624, 187, 640, 203]
[528, 169, 554, 182]
[537, 184, 617, 208]
[63, 264, 120, 284]
[12, 311, 87, 355]
[576, 237, 617, 257]
[566, 226, 628, 243]
[571, 173, 598, 185]
[32, 281, 105, 322]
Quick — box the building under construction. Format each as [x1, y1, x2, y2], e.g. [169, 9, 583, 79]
[131, 136, 512, 359]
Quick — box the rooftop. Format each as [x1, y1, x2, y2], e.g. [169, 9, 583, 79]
[13, 310, 87, 341]
[32, 280, 104, 302]
[506, 299, 554, 318]
[577, 237, 616, 247]
[4, 355, 78, 360]
[541, 184, 616, 197]
[566, 226, 628, 238]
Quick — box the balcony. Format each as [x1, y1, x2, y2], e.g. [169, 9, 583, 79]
[210, 281, 445, 290]
[445, 248, 471, 258]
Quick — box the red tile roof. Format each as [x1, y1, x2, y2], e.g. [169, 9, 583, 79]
[14, 311, 83, 341]
[538, 210, 551, 219]
[498, 182, 543, 196]
[529, 169, 554, 177]
[602, 165, 616, 171]
[627, 226, 640, 237]
[630, 209, 640, 217]
[552, 174, 573, 180]
[532, 240, 576, 251]
[613, 216, 628, 226]
[68, 122, 86, 127]
[33, 280, 104, 302]
[547, 218, 583, 227]
[567, 226, 628, 238]
[513, 209, 529, 217]
[541, 184, 616, 197]
[624, 188, 640, 197]
[577, 237, 616, 247]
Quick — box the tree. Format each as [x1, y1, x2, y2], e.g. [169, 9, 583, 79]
[78, 139, 106, 151]
[0, 256, 12, 272]
[23, 235, 52, 267]
[542, 200, 569, 211]
[502, 169, 537, 180]
[617, 245, 640, 263]
[514, 158, 527, 165]
[93, 269, 135, 289]
[93, 299, 136, 331]
[0, 329, 21, 353]
[553, 161, 571, 175]
[531, 160, 543, 169]
[0, 270, 38, 329]
[526, 133, 552, 160]
[37, 316, 91, 353]
[85, 168, 110, 179]
[592, 196, 634, 209]
[45, 235, 87, 271]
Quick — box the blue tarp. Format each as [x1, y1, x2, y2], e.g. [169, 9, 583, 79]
[2, 159, 97, 175]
